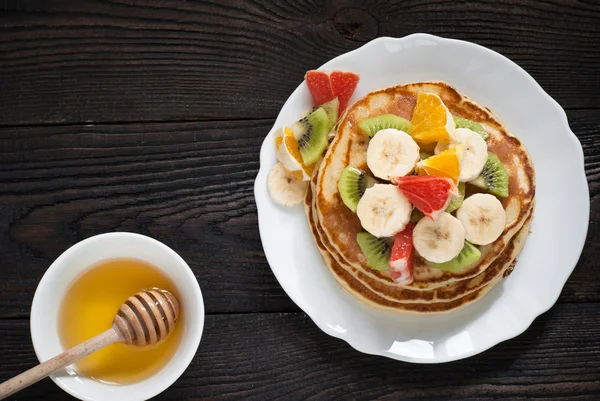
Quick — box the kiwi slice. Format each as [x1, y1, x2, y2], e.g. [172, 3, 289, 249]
[358, 114, 412, 137]
[356, 232, 392, 271]
[454, 116, 489, 140]
[426, 241, 481, 271]
[420, 152, 432, 160]
[310, 98, 339, 131]
[445, 182, 466, 213]
[338, 166, 377, 212]
[293, 107, 330, 165]
[410, 208, 425, 223]
[469, 153, 509, 197]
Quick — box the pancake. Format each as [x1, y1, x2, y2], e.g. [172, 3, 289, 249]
[308, 169, 534, 305]
[305, 175, 533, 313]
[314, 82, 535, 292]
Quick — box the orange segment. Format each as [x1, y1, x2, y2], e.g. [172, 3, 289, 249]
[275, 127, 313, 180]
[275, 127, 296, 150]
[284, 135, 303, 165]
[275, 136, 283, 148]
[410, 93, 455, 144]
[416, 147, 461, 183]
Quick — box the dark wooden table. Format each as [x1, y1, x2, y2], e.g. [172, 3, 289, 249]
[1, 1, 599, 399]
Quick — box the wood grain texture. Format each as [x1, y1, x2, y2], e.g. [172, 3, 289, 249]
[0, 118, 298, 316]
[0, 2, 598, 399]
[1, 0, 599, 126]
[0, 328, 118, 399]
[2, 306, 600, 400]
[0, 110, 598, 316]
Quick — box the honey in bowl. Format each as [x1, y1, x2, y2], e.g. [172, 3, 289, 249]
[58, 258, 184, 384]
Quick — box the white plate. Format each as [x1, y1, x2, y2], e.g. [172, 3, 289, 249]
[253, 34, 589, 363]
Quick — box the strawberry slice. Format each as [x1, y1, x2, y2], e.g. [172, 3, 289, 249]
[330, 71, 360, 112]
[393, 176, 457, 221]
[389, 223, 415, 285]
[305, 70, 335, 106]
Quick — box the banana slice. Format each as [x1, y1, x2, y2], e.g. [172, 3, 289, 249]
[274, 127, 311, 181]
[267, 162, 308, 207]
[456, 193, 506, 245]
[435, 128, 487, 182]
[413, 212, 465, 263]
[356, 184, 412, 237]
[366, 128, 419, 180]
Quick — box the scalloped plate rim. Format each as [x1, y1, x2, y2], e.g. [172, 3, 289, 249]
[254, 34, 589, 363]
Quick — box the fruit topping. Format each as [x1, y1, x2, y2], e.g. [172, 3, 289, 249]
[389, 223, 416, 285]
[426, 240, 481, 271]
[445, 181, 465, 213]
[305, 70, 359, 113]
[358, 114, 412, 137]
[305, 70, 335, 106]
[456, 193, 506, 245]
[338, 166, 377, 212]
[366, 128, 420, 180]
[419, 152, 432, 160]
[291, 107, 330, 165]
[356, 232, 392, 271]
[416, 147, 461, 184]
[307, 98, 339, 131]
[410, 208, 425, 223]
[330, 71, 360, 112]
[356, 184, 412, 238]
[393, 176, 458, 221]
[274, 127, 312, 181]
[413, 212, 465, 263]
[469, 153, 509, 197]
[410, 93, 455, 144]
[435, 128, 487, 182]
[267, 163, 309, 207]
[454, 116, 489, 140]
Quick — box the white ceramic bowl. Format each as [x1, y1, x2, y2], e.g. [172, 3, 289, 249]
[30, 232, 204, 401]
[254, 34, 589, 363]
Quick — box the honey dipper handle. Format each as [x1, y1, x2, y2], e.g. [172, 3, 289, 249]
[0, 328, 119, 400]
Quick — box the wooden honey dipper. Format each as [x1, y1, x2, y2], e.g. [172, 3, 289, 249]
[0, 288, 180, 399]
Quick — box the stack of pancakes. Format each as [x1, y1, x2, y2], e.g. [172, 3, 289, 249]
[305, 82, 535, 313]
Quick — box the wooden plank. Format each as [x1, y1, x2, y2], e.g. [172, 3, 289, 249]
[2, 305, 600, 400]
[1, 0, 599, 125]
[1, 110, 598, 316]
